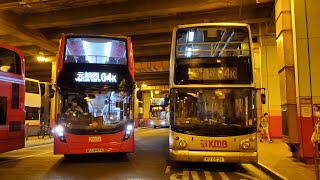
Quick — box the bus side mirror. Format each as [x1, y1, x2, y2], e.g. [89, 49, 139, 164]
[261, 94, 266, 104]
[137, 90, 142, 100]
[49, 89, 55, 98]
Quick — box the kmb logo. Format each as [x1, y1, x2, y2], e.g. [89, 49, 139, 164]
[200, 140, 227, 148]
[89, 136, 102, 142]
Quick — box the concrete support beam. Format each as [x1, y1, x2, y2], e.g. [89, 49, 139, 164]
[0, 35, 33, 47]
[23, 0, 263, 29]
[135, 56, 170, 62]
[134, 45, 171, 57]
[132, 33, 172, 47]
[0, 11, 57, 53]
[46, 4, 274, 39]
[135, 61, 169, 73]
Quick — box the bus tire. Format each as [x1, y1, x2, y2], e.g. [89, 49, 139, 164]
[64, 154, 73, 160]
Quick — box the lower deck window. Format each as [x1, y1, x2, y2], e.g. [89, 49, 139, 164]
[26, 106, 40, 120]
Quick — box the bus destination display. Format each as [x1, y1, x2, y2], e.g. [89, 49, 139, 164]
[74, 72, 117, 83]
[188, 67, 237, 80]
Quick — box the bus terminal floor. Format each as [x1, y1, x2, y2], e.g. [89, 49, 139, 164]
[0, 128, 314, 180]
[258, 138, 316, 179]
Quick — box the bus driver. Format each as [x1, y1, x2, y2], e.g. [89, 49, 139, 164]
[65, 98, 84, 116]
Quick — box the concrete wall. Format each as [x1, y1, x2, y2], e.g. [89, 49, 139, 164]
[260, 38, 282, 138]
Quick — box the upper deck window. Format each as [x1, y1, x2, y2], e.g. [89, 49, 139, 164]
[0, 47, 21, 74]
[25, 80, 39, 94]
[64, 37, 127, 65]
[175, 26, 250, 58]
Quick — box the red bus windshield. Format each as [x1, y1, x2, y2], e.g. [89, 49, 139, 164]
[56, 90, 132, 133]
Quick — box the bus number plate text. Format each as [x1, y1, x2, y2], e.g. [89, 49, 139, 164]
[203, 157, 225, 162]
[86, 148, 104, 153]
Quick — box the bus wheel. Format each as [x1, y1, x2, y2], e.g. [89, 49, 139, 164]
[64, 154, 73, 159]
[153, 126, 157, 129]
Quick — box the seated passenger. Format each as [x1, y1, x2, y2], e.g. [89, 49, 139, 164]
[65, 98, 84, 116]
[77, 56, 89, 63]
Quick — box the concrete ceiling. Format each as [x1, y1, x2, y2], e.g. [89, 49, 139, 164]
[0, 0, 275, 86]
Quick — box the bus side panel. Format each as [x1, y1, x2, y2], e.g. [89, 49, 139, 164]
[0, 75, 25, 153]
[126, 37, 134, 80]
[120, 134, 134, 153]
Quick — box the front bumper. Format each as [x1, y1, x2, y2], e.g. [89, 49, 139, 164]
[169, 149, 257, 163]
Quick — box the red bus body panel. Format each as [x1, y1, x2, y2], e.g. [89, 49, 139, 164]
[0, 43, 25, 153]
[54, 131, 134, 154]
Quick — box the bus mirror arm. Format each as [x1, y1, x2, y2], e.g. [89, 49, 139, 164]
[49, 89, 55, 98]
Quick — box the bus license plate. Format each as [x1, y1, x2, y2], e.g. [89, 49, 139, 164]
[203, 157, 225, 162]
[86, 148, 104, 153]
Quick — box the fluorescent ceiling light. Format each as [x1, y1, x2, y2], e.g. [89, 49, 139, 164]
[188, 31, 194, 42]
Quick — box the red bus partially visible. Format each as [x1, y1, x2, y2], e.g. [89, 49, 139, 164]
[52, 34, 135, 156]
[0, 43, 25, 153]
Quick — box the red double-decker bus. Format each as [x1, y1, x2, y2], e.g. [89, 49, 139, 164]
[51, 34, 135, 156]
[0, 43, 25, 153]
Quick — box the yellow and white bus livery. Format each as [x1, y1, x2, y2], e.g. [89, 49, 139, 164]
[169, 23, 265, 163]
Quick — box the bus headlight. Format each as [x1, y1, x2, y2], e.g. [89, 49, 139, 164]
[126, 124, 133, 131]
[242, 141, 250, 150]
[161, 121, 166, 125]
[53, 125, 64, 135]
[123, 124, 133, 141]
[179, 139, 187, 148]
[150, 121, 154, 126]
[53, 125, 66, 143]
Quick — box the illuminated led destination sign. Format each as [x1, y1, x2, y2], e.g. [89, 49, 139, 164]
[74, 72, 117, 83]
[188, 67, 237, 80]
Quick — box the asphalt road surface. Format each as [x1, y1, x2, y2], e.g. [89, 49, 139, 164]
[0, 128, 273, 180]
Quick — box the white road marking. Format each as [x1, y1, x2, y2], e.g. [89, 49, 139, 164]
[235, 172, 260, 180]
[191, 170, 200, 180]
[219, 172, 230, 180]
[204, 171, 213, 180]
[0, 150, 52, 164]
[165, 166, 171, 174]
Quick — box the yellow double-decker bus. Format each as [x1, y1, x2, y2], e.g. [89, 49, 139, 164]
[169, 23, 265, 163]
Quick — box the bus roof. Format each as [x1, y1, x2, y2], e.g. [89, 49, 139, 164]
[174, 22, 250, 30]
[63, 33, 129, 40]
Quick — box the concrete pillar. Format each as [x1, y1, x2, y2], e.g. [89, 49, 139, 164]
[143, 91, 151, 126]
[253, 42, 263, 129]
[50, 61, 56, 129]
[276, 0, 320, 162]
[259, 37, 282, 138]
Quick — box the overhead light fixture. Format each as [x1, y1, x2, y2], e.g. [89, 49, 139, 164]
[141, 83, 147, 88]
[37, 51, 46, 62]
[155, 90, 160, 94]
[188, 31, 194, 42]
